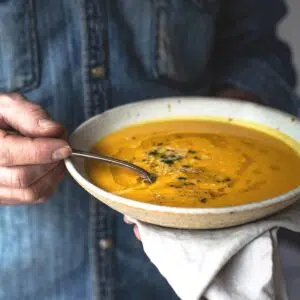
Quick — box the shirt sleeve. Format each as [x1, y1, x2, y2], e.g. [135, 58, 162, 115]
[212, 0, 299, 114]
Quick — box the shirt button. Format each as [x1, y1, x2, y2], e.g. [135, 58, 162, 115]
[99, 238, 114, 250]
[91, 66, 106, 79]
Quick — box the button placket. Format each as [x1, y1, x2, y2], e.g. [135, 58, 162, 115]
[83, 0, 115, 300]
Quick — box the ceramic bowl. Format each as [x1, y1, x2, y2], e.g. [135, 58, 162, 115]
[65, 97, 300, 229]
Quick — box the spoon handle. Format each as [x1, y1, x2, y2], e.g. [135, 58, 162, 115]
[71, 149, 154, 183]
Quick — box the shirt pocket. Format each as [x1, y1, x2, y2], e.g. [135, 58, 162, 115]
[0, 0, 39, 93]
[151, 0, 220, 91]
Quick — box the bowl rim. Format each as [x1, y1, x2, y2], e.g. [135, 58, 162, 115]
[65, 96, 300, 215]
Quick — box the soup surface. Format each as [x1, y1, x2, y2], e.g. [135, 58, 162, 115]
[86, 119, 300, 208]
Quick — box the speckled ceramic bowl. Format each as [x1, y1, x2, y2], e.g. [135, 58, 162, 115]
[65, 97, 300, 229]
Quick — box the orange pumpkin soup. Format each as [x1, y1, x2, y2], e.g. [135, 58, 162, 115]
[86, 119, 300, 208]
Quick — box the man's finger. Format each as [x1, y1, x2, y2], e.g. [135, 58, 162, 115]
[0, 162, 66, 205]
[0, 162, 59, 188]
[0, 93, 64, 137]
[0, 130, 71, 166]
[133, 226, 141, 240]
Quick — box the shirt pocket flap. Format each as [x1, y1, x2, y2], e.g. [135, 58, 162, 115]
[0, 0, 39, 92]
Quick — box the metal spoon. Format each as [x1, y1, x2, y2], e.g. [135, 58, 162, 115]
[72, 149, 156, 184]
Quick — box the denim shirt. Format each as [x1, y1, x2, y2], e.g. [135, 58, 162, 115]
[0, 1, 299, 299]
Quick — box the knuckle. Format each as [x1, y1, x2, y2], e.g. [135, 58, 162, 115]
[8, 93, 23, 102]
[19, 138, 44, 164]
[28, 103, 45, 117]
[0, 147, 12, 166]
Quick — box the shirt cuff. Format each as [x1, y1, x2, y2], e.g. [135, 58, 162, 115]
[213, 57, 299, 115]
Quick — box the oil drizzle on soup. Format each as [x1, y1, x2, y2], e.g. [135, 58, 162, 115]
[86, 120, 300, 208]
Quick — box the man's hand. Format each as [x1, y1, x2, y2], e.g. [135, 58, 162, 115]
[0, 93, 71, 205]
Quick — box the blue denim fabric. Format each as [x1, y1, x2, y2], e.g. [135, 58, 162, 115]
[0, 0, 299, 299]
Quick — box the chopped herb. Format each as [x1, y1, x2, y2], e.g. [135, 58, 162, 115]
[199, 198, 207, 203]
[216, 177, 232, 183]
[188, 150, 196, 154]
[182, 165, 191, 168]
[148, 149, 159, 156]
[177, 177, 187, 181]
[148, 147, 184, 165]
[142, 159, 147, 162]
[157, 142, 163, 146]
[194, 156, 200, 160]
[160, 154, 182, 165]
[160, 158, 175, 165]
[170, 184, 180, 188]
[184, 182, 195, 186]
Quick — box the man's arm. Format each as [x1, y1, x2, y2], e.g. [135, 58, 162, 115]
[212, 0, 299, 113]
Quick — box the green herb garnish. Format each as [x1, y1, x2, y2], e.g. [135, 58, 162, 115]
[184, 182, 195, 186]
[148, 149, 159, 156]
[160, 154, 182, 165]
[160, 158, 175, 165]
[188, 150, 196, 154]
[182, 165, 191, 168]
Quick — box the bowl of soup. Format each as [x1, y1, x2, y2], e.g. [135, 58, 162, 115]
[65, 97, 300, 229]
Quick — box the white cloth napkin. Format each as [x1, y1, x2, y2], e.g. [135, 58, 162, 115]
[130, 201, 300, 300]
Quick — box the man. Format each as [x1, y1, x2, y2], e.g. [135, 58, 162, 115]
[0, 0, 299, 299]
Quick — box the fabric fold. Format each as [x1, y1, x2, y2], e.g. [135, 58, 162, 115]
[131, 201, 300, 300]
